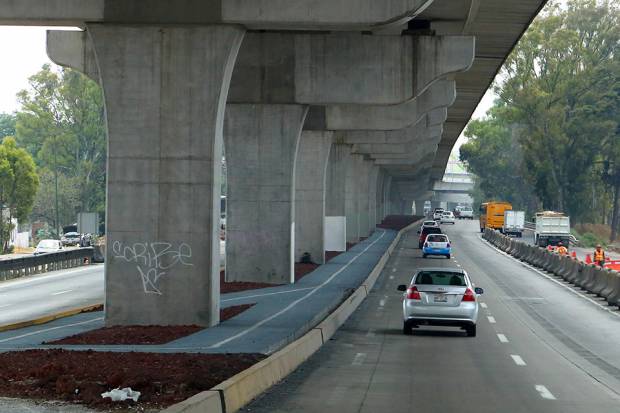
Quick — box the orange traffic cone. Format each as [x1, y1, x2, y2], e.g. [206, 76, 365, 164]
[585, 254, 592, 264]
[571, 251, 576, 259]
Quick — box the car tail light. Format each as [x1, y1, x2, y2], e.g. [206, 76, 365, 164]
[447, 243, 451, 248]
[424, 242, 429, 248]
[407, 286, 421, 300]
[462, 288, 476, 302]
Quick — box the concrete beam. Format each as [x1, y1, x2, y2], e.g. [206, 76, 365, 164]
[229, 34, 472, 105]
[1, 0, 434, 29]
[310, 78, 457, 131]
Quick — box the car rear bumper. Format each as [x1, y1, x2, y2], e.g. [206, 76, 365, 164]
[422, 247, 450, 255]
[405, 317, 476, 327]
[404, 302, 478, 323]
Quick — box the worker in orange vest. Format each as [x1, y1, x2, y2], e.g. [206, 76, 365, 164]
[594, 244, 606, 267]
[556, 242, 568, 256]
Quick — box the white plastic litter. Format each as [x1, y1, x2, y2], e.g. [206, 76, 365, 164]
[101, 387, 141, 402]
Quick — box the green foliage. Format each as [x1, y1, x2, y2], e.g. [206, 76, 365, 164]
[15, 65, 106, 230]
[0, 137, 39, 252]
[0, 113, 16, 140]
[462, 0, 619, 229]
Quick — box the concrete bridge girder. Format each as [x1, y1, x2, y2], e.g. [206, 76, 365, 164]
[2, 0, 435, 29]
[318, 78, 457, 131]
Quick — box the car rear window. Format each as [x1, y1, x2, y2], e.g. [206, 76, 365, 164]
[415, 271, 465, 286]
[426, 235, 447, 243]
[422, 227, 442, 235]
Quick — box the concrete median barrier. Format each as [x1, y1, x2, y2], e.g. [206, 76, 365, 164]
[549, 254, 563, 275]
[524, 245, 536, 263]
[556, 256, 573, 280]
[591, 266, 612, 297]
[566, 260, 584, 284]
[532, 248, 546, 267]
[600, 269, 618, 299]
[605, 271, 620, 306]
[541, 252, 554, 272]
[576, 264, 595, 290]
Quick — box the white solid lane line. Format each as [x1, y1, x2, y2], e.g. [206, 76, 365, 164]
[0, 317, 103, 343]
[0, 304, 11, 309]
[487, 316, 496, 324]
[221, 287, 315, 302]
[51, 290, 73, 296]
[497, 333, 509, 343]
[480, 302, 488, 309]
[535, 385, 557, 400]
[352, 353, 367, 366]
[209, 231, 388, 349]
[511, 355, 527, 366]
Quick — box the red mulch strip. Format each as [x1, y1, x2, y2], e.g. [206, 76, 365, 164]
[220, 270, 278, 293]
[44, 304, 255, 346]
[0, 349, 265, 410]
[377, 215, 422, 231]
[295, 262, 319, 282]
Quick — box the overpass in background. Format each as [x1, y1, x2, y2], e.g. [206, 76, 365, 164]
[0, 0, 546, 327]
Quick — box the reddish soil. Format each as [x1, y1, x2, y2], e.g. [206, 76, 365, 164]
[295, 262, 319, 282]
[220, 270, 279, 293]
[0, 349, 265, 410]
[45, 304, 254, 346]
[378, 215, 422, 231]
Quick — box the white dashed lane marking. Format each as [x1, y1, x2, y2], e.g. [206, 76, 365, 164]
[535, 385, 556, 400]
[487, 316, 496, 324]
[51, 290, 73, 296]
[352, 353, 367, 366]
[480, 302, 488, 309]
[511, 355, 527, 366]
[497, 334, 509, 343]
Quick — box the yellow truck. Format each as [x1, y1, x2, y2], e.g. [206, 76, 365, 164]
[479, 201, 513, 233]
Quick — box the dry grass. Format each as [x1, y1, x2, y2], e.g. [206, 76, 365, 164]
[574, 223, 611, 243]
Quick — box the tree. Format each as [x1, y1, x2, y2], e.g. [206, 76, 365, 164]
[0, 113, 16, 140]
[479, 0, 619, 224]
[0, 137, 39, 251]
[15, 65, 106, 230]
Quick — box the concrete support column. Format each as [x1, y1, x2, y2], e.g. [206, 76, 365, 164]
[383, 175, 393, 217]
[431, 201, 442, 211]
[375, 169, 385, 225]
[225, 104, 308, 284]
[368, 166, 380, 234]
[326, 144, 351, 217]
[294, 131, 333, 264]
[345, 154, 363, 243]
[357, 160, 373, 238]
[414, 200, 426, 216]
[87, 25, 244, 327]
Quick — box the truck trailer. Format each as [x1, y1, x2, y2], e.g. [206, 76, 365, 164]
[503, 210, 525, 237]
[534, 211, 570, 248]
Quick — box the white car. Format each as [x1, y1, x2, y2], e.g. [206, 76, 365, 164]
[440, 211, 456, 224]
[432, 209, 444, 220]
[34, 239, 63, 255]
[422, 220, 439, 228]
[397, 268, 483, 336]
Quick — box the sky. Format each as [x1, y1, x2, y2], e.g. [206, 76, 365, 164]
[0, 26, 497, 152]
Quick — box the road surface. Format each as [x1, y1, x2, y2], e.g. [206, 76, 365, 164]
[242, 220, 620, 412]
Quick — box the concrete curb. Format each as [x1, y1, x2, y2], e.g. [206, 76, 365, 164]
[0, 303, 103, 333]
[162, 219, 422, 413]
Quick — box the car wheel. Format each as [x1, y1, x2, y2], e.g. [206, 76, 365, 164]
[403, 322, 412, 335]
[422, 254, 427, 258]
[466, 325, 477, 337]
[446, 254, 451, 259]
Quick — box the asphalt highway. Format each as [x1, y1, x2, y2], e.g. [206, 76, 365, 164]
[241, 220, 620, 413]
[0, 265, 104, 326]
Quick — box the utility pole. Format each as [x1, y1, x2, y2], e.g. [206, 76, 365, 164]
[53, 136, 60, 239]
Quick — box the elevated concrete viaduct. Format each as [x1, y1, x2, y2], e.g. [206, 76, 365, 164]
[1, 0, 547, 327]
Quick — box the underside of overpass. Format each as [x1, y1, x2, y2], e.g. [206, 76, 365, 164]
[0, 0, 547, 327]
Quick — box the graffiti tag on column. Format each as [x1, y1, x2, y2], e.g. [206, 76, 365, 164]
[112, 241, 193, 295]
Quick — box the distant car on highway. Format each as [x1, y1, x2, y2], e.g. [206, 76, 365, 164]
[458, 206, 474, 220]
[61, 232, 81, 246]
[34, 239, 63, 255]
[422, 220, 439, 227]
[398, 268, 483, 336]
[440, 211, 456, 225]
[432, 208, 444, 221]
[418, 225, 442, 249]
[422, 233, 451, 259]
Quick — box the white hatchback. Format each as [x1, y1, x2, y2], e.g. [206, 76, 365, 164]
[440, 211, 455, 224]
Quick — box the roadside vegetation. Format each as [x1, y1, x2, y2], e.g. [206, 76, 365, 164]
[460, 0, 620, 243]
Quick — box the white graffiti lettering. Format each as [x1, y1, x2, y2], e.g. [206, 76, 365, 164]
[112, 241, 193, 295]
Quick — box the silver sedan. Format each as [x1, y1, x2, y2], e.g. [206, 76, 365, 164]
[397, 268, 483, 337]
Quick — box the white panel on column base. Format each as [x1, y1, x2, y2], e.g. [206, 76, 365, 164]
[325, 216, 346, 251]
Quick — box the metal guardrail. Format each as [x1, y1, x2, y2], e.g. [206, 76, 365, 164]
[0, 248, 95, 281]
